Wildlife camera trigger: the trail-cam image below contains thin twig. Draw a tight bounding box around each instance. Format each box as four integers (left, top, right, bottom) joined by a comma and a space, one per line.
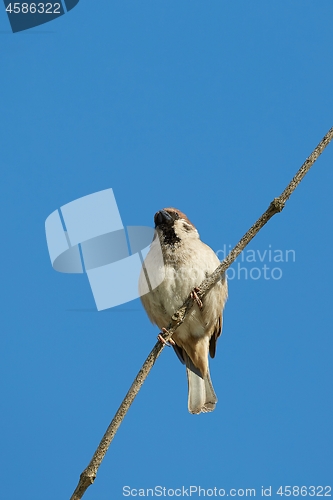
70, 126, 333, 500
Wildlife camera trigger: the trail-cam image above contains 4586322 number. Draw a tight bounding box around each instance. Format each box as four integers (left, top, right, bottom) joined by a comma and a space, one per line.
5, 3, 61, 14
277, 486, 332, 497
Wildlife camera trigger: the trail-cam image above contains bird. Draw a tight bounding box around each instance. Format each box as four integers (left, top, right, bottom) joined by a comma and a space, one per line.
139, 208, 228, 414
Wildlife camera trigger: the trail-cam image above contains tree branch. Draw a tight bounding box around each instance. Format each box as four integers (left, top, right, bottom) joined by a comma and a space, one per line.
70, 126, 333, 500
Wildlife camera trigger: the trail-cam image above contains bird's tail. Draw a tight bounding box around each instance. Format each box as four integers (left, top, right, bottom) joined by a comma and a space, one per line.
183, 351, 217, 414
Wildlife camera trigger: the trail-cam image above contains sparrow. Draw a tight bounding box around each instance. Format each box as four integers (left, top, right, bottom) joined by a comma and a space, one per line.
139, 208, 228, 414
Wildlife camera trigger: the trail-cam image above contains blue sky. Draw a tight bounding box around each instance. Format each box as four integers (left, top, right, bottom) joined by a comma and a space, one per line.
0, 2, 332, 499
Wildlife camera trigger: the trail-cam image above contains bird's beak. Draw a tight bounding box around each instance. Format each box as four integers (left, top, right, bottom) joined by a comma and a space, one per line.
154, 210, 173, 227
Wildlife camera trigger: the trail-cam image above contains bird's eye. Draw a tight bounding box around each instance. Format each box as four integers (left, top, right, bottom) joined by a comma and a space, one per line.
174, 212, 179, 220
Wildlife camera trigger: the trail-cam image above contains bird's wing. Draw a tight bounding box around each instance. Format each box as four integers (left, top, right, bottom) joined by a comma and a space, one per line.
172, 344, 185, 364
209, 313, 222, 358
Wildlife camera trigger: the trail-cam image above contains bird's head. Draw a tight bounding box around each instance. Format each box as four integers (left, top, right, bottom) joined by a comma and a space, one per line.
154, 207, 199, 246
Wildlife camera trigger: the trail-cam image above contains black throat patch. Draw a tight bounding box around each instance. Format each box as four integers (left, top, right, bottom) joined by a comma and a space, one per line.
161, 225, 181, 246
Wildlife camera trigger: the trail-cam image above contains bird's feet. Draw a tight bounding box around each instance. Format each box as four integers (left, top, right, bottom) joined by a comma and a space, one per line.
157, 327, 175, 347
191, 287, 203, 309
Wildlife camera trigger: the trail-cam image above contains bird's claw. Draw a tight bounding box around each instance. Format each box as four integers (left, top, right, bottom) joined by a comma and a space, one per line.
157, 328, 175, 347
191, 287, 203, 309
